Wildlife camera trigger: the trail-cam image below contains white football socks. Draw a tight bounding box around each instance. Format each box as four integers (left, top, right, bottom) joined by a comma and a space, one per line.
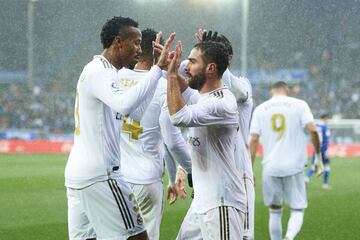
285, 209, 304, 240
269, 208, 283, 240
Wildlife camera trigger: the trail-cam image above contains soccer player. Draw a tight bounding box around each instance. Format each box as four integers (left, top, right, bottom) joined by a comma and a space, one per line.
249, 81, 323, 240
117, 28, 192, 240
306, 113, 331, 189
175, 29, 255, 240
168, 40, 247, 239
64, 16, 175, 240
200, 30, 255, 240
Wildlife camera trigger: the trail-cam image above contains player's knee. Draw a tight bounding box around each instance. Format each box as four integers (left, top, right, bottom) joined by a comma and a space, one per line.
127, 230, 149, 240
270, 204, 282, 210
290, 208, 304, 213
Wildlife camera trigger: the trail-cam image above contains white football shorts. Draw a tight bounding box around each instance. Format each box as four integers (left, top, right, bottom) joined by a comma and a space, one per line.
262, 171, 307, 209
67, 178, 146, 240
243, 176, 255, 240
129, 181, 163, 240
177, 202, 245, 240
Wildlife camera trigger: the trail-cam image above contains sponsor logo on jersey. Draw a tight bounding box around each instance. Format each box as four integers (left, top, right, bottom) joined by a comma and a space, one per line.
119, 79, 140, 87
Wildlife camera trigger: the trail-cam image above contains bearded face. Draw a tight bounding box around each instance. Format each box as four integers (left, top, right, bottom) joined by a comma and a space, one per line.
185, 48, 208, 91
188, 67, 207, 90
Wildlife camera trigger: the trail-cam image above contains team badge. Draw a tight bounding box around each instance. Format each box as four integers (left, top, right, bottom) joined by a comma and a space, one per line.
136, 213, 143, 225
188, 136, 201, 146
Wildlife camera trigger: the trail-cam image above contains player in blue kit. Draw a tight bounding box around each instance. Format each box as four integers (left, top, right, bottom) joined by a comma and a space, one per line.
306, 113, 331, 190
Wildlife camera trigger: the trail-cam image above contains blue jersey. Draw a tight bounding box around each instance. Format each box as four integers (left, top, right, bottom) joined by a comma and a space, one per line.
317, 122, 330, 153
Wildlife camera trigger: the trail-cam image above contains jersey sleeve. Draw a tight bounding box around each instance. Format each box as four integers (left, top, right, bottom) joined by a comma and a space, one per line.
222, 69, 250, 102
300, 101, 314, 127
91, 65, 162, 119
181, 87, 200, 105
170, 97, 238, 127
250, 107, 261, 135
163, 144, 177, 187
159, 90, 192, 173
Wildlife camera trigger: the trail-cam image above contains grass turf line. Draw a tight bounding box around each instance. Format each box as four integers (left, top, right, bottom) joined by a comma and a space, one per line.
0, 154, 359, 239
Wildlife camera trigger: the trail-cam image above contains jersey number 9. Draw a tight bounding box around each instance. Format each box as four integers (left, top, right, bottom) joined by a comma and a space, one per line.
271, 113, 286, 141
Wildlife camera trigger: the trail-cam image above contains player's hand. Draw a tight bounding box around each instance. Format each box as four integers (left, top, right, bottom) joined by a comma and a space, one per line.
195, 28, 206, 42
152, 31, 163, 65
167, 40, 183, 78
167, 185, 177, 205
175, 167, 187, 199
202, 30, 218, 42
165, 50, 176, 69
156, 32, 176, 69
314, 153, 324, 177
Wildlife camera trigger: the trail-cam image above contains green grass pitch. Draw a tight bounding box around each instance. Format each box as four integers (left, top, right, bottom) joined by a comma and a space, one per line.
0, 154, 359, 239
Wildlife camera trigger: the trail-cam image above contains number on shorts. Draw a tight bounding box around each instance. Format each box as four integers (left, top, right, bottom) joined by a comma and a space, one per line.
271, 113, 286, 141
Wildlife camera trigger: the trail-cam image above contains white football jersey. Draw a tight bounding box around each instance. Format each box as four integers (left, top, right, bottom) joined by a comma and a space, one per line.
222, 69, 254, 181
171, 87, 246, 214
65, 55, 162, 189
250, 95, 314, 177
118, 68, 192, 184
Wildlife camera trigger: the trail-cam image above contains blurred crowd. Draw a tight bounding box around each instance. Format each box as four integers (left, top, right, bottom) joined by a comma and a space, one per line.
0, 43, 359, 136
0, 81, 74, 135
252, 44, 360, 119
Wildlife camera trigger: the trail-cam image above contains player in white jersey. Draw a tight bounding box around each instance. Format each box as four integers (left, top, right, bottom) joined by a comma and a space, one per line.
168, 41, 246, 240
249, 81, 323, 240
200, 30, 255, 240
117, 29, 192, 240
64, 16, 176, 240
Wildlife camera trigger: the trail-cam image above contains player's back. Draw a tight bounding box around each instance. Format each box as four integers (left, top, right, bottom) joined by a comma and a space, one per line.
117, 68, 166, 184
251, 95, 313, 176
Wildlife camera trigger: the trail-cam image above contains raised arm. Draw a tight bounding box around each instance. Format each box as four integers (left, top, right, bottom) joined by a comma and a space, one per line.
167, 41, 186, 116
94, 33, 176, 119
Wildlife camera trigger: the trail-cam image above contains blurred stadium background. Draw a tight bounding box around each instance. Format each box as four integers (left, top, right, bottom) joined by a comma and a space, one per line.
0, 0, 359, 239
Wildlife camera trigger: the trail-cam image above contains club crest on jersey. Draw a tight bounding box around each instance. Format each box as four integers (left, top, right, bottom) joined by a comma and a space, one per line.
188, 136, 201, 146
110, 81, 121, 93
136, 213, 143, 225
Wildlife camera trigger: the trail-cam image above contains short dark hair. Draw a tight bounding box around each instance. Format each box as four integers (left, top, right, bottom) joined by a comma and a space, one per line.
193, 41, 229, 77
216, 34, 233, 56
271, 81, 288, 90
140, 28, 163, 60
202, 31, 233, 56
100, 16, 138, 49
